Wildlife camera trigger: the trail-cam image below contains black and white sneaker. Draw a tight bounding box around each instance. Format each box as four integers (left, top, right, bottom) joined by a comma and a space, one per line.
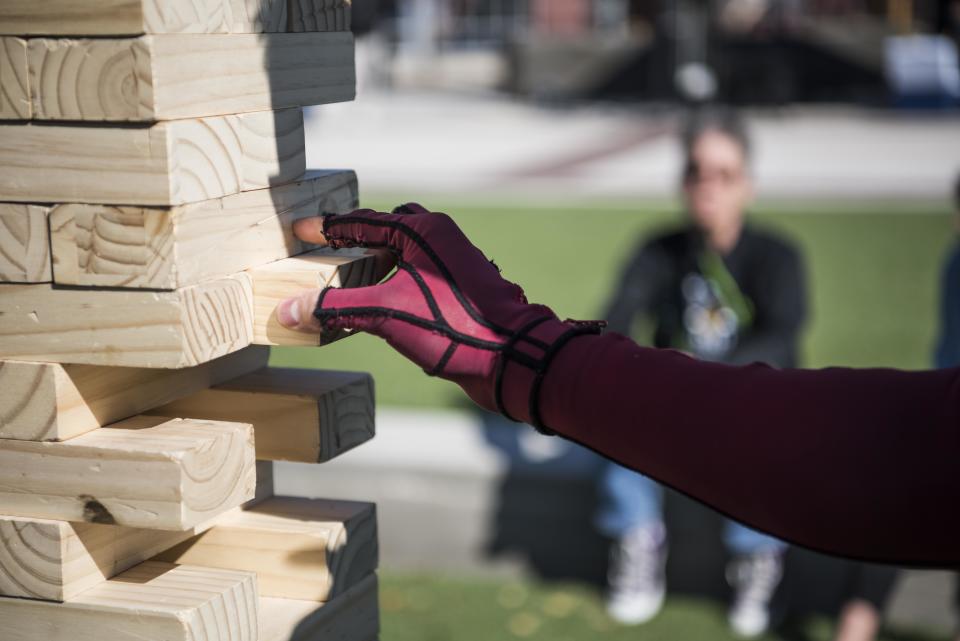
605, 521, 668, 625
726, 549, 784, 637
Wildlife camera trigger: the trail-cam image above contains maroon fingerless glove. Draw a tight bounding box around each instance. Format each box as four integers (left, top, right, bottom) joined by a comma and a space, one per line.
311, 204, 604, 434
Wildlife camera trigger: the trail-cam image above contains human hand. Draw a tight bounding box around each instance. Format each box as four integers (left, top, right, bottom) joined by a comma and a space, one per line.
276, 203, 602, 430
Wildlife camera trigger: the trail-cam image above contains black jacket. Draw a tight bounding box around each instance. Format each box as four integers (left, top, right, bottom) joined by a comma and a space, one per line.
603, 224, 808, 368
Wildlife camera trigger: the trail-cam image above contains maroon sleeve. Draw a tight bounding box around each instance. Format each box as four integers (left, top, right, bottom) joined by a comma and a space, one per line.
505, 331, 960, 567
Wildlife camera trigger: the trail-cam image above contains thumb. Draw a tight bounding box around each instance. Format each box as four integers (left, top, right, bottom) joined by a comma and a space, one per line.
276, 288, 327, 333
276, 281, 397, 335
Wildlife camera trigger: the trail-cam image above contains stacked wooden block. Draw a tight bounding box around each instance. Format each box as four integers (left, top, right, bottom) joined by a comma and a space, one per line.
0, 2, 382, 639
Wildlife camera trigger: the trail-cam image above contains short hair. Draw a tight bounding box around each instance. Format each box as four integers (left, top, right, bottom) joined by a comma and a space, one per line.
682, 108, 751, 167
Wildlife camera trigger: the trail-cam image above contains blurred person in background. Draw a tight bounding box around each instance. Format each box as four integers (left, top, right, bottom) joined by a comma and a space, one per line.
595, 109, 803, 637
934, 174, 960, 641
595, 109, 901, 641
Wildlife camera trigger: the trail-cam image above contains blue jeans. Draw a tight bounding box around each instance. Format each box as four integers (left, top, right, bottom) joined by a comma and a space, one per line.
595, 462, 785, 555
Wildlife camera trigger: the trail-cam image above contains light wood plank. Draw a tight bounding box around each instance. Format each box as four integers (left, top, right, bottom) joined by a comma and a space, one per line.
0, 0, 306, 35
247, 459, 276, 508
0, 562, 258, 641
261, 573, 379, 641
151, 368, 375, 463
0, 109, 305, 206
0, 346, 268, 442
155, 497, 377, 602
49, 169, 358, 289
0, 457, 271, 601
0, 203, 50, 282
289, 0, 352, 32
0, 416, 255, 530
250, 248, 378, 346
17, 33, 354, 122
0, 512, 235, 601
0, 275, 255, 368
0, 37, 29, 119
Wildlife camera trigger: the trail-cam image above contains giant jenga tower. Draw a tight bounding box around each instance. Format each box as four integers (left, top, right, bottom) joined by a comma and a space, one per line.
0, 2, 381, 639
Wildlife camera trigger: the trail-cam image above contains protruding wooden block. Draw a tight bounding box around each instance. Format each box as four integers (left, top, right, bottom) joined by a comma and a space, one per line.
0, 514, 228, 601
261, 573, 380, 641
12, 33, 353, 122
0, 0, 300, 35
0, 203, 50, 282
0, 347, 268, 441
250, 248, 378, 346
153, 368, 375, 463
155, 497, 377, 601
0, 416, 255, 530
0, 275, 254, 368
0, 562, 259, 641
49, 170, 358, 289
0, 109, 305, 206
0, 37, 29, 119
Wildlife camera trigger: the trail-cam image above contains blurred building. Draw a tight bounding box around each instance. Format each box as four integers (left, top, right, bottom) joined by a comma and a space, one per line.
353, 0, 960, 107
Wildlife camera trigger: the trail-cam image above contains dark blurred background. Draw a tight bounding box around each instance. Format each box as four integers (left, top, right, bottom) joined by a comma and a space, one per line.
272, 2, 960, 640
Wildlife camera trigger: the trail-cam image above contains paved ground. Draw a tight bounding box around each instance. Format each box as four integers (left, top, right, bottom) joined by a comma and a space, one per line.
304, 90, 960, 203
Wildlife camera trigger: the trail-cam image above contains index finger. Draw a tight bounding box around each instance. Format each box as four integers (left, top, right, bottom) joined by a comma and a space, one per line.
294, 208, 423, 257
293, 211, 399, 282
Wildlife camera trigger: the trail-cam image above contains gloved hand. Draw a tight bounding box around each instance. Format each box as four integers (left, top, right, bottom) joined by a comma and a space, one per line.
277, 203, 603, 432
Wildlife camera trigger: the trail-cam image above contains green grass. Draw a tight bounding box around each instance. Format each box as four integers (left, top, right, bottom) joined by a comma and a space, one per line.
379, 572, 945, 641
271, 198, 955, 408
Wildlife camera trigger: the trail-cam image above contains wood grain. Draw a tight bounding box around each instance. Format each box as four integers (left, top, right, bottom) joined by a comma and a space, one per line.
0, 203, 50, 283
0, 109, 305, 206
0, 562, 259, 641
49, 169, 358, 289
0, 276, 254, 368
0, 512, 230, 601
250, 247, 378, 346
227, 0, 288, 32
15, 33, 354, 122
0, 37, 29, 119
0, 0, 329, 35
0, 346, 268, 441
0, 416, 255, 530
288, 0, 353, 32
152, 368, 374, 463
260, 573, 380, 641
154, 497, 377, 602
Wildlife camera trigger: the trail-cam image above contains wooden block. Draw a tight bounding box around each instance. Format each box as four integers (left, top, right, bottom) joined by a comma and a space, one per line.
0, 275, 254, 368
15, 33, 354, 122
0, 203, 50, 282
289, 0, 352, 32
0, 109, 305, 206
0, 0, 303, 35
49, 169, 358, 289
247, 460, 276, 508
250, 248, 378, 346
0, 562, 258, 641
0, 416, 255, 529
0, 37, 29, 119
0, 346, 268, 441
151, 368, 375, 463
0, 512, 234, 601
155, 497, 377, 602
261, 573, 380, 641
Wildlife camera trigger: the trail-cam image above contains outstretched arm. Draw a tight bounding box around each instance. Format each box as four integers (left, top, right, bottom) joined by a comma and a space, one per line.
279, 205, 960, 567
